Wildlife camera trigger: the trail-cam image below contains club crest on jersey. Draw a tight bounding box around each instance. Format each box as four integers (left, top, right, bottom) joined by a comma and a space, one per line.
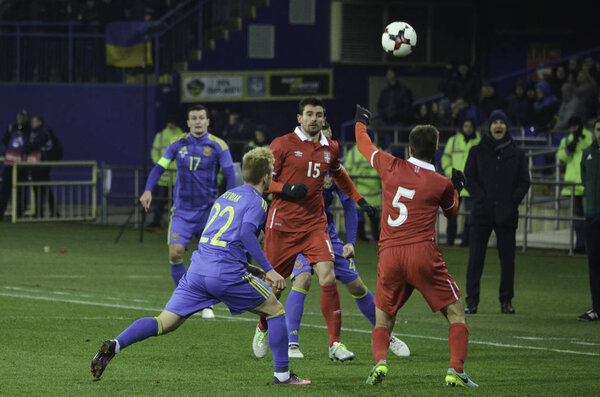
203, 146, 212, 157
324, 176, 333, 189
294, 150, 303, 157
178, 146, 188, 158
324, 151, 331, 164
172, 233, 179, 241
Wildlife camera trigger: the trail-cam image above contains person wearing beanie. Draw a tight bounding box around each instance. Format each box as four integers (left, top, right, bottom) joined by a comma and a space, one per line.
463, 109, 531, 314
578, 118, 600, 321
557, 116, 593, 253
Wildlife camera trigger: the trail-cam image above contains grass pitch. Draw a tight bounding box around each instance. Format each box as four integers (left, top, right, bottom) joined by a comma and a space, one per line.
0, 222, 598, 396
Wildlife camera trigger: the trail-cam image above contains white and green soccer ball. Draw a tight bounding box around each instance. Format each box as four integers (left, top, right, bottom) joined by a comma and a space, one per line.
381, 21, 417, 57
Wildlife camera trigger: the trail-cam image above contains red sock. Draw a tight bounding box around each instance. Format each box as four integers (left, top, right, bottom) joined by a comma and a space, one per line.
371, 326, 390, 364
448, 322, 469, 373
258, 316, 268, 331
320, 284, 342, 347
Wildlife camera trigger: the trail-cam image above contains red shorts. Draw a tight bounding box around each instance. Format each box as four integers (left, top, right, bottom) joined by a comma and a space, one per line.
375, 241, 461, 315
264, 228, 335, 278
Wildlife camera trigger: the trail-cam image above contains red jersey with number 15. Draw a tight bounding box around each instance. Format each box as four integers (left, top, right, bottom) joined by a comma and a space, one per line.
267, 127, 342, 232
371, 150, 456, 248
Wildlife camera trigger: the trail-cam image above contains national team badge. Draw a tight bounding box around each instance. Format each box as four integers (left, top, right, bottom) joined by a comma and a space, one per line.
324, 151, 331, 164
203, 146, 212, 157
172, 233, 179, 241
294, 151, 303, 157
178, 146, 188, 158
324, 176, 332, 189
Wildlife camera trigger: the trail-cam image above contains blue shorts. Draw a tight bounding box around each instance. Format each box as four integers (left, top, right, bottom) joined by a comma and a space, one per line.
292, 239, 360, 285
168, 208, 211, 248
164, 271, 272, 317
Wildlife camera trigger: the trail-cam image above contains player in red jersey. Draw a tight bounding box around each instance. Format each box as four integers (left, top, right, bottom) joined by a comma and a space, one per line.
252, 97, 377, 362
353, 105, 478, 388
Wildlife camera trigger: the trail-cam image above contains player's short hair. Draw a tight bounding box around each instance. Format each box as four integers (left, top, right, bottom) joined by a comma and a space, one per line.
242, 147, 274, 185
409, 125, 439, 162
187, 104, 208, 119
298, 97, 326, 116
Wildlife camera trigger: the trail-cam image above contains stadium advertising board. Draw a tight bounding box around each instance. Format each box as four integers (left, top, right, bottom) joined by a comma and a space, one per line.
180, 69, 333, 102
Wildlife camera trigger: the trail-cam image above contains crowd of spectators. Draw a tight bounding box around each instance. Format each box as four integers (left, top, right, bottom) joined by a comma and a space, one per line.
374, 55, 600, 149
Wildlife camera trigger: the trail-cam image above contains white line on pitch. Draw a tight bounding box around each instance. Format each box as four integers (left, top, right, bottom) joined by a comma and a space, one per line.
1, 291, 599, 357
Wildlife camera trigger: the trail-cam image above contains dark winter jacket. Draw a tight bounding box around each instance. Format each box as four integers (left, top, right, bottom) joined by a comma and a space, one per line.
377, 82, 413, 125
464, 134, 531, 228
581, 139, 600, 216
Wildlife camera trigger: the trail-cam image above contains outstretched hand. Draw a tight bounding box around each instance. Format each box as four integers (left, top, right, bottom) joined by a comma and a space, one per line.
354, 105, 371, 126
358, 198, 378, 219
451, 168, 466, 193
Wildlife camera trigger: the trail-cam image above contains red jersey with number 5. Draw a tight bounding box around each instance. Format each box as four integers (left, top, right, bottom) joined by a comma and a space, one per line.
267, 127, 342, 232
372, 150, 456, 248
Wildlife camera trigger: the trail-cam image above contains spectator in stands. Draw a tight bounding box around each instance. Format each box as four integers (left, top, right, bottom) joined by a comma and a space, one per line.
578, 117, 600, 321
222, 109, 255, 161
22, 115, 58, 218
533, 80, 560, 132
553, 83, 583, 132
415, 103, 431, 125
508, 80, 535, 128
441, 118, 480, 246
438, 62, 456, 100
463, 110, 531, 315
548, 65, 568, 99
148, 120, 182, 228
556, 116, 593, 254
344, 127, 381, 242
445, 62, 479, 104
431, 101, 450, 128
377, 68, 413, 148
209, 105, 228, 138
0, 110, 30, 219
479, 82, 506, 120
575, 68, 598, 121
567, 56, 580, 85
244, 125, 270, 154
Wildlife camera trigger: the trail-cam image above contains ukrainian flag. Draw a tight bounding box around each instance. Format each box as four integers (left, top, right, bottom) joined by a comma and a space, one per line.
105, 22, 153, 67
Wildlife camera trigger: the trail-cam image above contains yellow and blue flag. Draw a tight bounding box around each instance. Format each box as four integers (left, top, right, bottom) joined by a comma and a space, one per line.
105, 22, 153, 67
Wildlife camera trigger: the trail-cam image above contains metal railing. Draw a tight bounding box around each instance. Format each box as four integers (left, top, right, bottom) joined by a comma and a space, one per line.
9, 161, 97, 223
0, 0, 215, 83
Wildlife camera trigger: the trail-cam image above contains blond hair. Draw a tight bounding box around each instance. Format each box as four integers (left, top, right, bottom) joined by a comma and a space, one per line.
242, 147, 274, 184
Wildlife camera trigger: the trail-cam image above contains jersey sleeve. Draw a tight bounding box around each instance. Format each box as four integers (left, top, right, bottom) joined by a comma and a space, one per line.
355, 122, 378, 166
441, 179, 459, 218
269, 138, 285, 180
371, 149, 396, 177
216, 143, 234, 169
242, 196, 268, 229
329, 139, 342, 172
158, 141, 178, 168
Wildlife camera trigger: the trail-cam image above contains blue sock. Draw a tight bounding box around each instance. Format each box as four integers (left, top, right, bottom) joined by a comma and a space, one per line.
116, 317, 160, 350
285, 287, 307, 345
267, 312, 289, 372
354, 289, 376, 326
170, 260, 186, 287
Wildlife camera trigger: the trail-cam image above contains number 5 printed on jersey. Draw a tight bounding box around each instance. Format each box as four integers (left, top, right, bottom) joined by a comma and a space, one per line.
387, 186, 415, 227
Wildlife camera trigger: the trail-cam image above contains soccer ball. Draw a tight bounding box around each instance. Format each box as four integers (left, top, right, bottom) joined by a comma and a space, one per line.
381, 21, 417, 57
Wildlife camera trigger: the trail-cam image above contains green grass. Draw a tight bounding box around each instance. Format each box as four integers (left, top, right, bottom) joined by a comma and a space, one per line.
0, 222, 598, 396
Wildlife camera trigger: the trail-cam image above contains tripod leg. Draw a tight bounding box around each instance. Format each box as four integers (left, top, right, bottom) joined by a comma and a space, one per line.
114, 205, 138, 244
